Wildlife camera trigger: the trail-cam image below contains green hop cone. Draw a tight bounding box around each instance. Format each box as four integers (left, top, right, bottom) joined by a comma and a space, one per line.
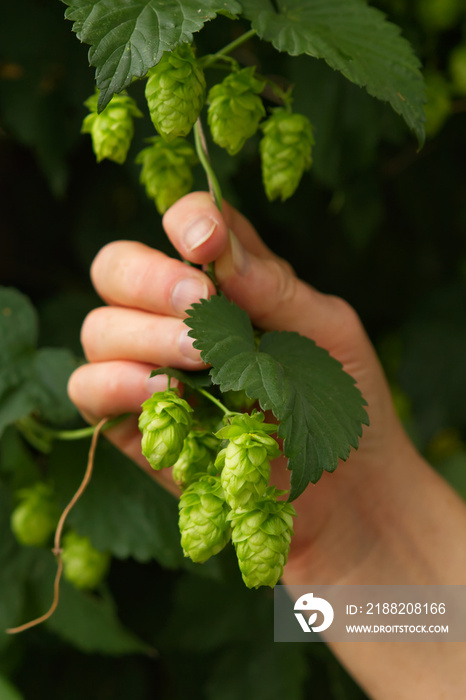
81, 91, 142, 164
424, 72, 451, 137
61, 532, 110, 590
260, 108, 314, 202
172, 429, 221, 489
207, 67, 266, 155
10, 482, 60, 547
178, 475, 231, 563
215, 411, 280, 510
139, 389, 193, 469
229, 487, 296, 589
145, 44, 206, 140
135, 136, 197, 214
449, 43, 466, 95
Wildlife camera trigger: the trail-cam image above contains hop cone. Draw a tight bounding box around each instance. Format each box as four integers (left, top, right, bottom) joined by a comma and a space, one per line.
10, 482, 60, 547
260, 108, 314, 202
215, 411, 280, 510
173, 429, 221, 489
207, 67, 266, 155
61, 532, 110, 590
145, 44, 206, 140
139, 389, 193, 469
178, 475, 231, 563
135, 136, 197, 214
229, 488, 296, 589
81, 91, 142, 164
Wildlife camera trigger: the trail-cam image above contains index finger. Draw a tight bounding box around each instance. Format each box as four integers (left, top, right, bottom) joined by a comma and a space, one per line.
90, 240, 214, 317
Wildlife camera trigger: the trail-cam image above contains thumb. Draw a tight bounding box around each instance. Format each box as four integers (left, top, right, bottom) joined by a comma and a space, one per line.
214, 214, 359, 360
163, 192, 361, 355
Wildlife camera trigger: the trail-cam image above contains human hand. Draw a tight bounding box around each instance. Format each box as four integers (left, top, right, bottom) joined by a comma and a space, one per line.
68, 192, 426, 586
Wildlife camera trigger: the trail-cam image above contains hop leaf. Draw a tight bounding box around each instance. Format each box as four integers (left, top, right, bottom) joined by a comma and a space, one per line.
138, 389, 193, 470
145, 44, 206, 140
81, 91, 142, 164
207, 67, 266, 155
228, 488, 296, 589
135, 136, 198, 214
172, 429, 221, 489
260, 108, 314, 202
178, 475, 231, 563
61, 531, 110, 590
215, 411, 280, 510
10, 482, 61, 547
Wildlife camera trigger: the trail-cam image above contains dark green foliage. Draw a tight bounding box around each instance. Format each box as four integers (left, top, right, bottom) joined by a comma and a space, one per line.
0, 0, 465, 698
186, 295, 369, 499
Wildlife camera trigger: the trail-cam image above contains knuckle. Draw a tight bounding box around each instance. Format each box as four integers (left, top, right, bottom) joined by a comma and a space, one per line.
326, 295, 364, 339
269, 257, 298, 307
129, 258, 159, 307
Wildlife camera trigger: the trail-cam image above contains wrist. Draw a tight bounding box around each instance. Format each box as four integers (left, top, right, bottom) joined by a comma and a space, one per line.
283, 429, 466, 587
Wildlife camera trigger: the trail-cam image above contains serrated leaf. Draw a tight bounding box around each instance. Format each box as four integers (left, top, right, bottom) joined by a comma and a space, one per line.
29, 348, 79, 425
62, 0, 242, 110
241, 0, 426, 145
30, 550, 150, 656
185, 295, 368, 500
0, 675, 24, 700
151, 366, 212, 390
0, 288, 79, 433
48, 438, 184, 566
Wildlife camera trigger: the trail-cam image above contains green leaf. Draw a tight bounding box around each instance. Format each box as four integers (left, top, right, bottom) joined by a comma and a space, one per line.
48, 439, 184, 566
29, 348, 79, 425
0, 288, 38, 435
31, 550, 150, 656
241, 0, 426, 145
0, 288, 79, 434
185, 295, 368, 500
0, 675, 24, 700
62, 0, 242, 111
0, 485, 37, 651
0, 288, 37, 363
151, 367, 212, 391
205, 641, 309, 700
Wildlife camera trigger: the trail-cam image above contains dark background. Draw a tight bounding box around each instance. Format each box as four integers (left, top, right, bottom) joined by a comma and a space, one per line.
1, 1, 465, 698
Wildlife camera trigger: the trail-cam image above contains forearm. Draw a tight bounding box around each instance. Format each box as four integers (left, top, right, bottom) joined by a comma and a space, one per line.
286, 437, 466, 699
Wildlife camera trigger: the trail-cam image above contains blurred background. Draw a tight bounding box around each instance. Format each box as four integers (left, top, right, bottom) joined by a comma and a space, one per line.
1, 0, 466, 698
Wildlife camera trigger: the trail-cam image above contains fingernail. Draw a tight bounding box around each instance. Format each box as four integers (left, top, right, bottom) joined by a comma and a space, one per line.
216, 229, 249, 283
184, 217, 217, 252
178, 328, 203, 362
144, 374, 174, 396
171, 277, 209, 315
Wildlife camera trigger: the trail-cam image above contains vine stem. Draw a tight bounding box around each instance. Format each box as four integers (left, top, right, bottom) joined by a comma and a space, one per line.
194, 118, 222, 212
193, 118, 222, 289
201, 28, 257, 68
16, 413, 131, 451
6, 417, 109, 635
197, 388, 236, 416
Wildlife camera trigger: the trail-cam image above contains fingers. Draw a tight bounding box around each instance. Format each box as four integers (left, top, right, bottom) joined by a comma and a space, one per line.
91, 240, 214, 318
80, 306, 204, 367
162, 193, 367, 355
68, 361, 172, 417
67, 362, 180, 496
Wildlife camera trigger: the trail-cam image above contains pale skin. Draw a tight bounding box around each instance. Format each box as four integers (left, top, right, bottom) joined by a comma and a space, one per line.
68, 191, 466, 699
